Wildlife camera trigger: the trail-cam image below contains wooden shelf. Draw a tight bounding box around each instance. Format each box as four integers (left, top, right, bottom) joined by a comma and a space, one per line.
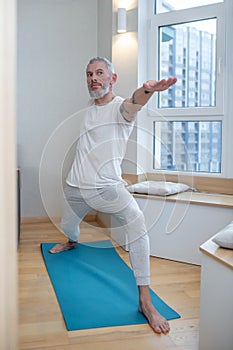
200, 235, 233, 271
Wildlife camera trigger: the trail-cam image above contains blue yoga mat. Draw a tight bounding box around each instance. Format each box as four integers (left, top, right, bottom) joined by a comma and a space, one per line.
41, 240, 180, 331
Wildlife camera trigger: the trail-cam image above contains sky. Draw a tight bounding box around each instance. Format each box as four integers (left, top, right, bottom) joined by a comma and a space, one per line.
164, 0, 223, 10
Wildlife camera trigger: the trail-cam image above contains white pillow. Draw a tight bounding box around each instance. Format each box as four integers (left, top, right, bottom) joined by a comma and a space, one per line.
127, 181, 190, 196
212, 221, 233, 249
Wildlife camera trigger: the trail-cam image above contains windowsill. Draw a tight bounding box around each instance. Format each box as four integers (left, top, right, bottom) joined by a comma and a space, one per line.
132, 191, 233, 209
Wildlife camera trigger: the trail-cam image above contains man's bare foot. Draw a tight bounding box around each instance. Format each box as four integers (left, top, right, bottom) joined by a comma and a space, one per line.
49, 241, 78, 254
138, 286, 170, 334
138, 301, 170, 334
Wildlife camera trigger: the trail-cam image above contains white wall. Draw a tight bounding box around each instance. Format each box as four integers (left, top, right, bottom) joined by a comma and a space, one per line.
17, 0, 98, 217
0, 0, 18, 347
17, 0, 141, 219
98, 0, 112, 59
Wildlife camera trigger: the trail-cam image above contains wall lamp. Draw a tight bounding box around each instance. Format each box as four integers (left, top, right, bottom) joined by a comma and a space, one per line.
117, 8, 127, 33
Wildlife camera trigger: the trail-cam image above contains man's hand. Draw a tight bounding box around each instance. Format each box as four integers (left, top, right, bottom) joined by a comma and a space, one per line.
128, 77, 177, 107
143, 77, 177, 93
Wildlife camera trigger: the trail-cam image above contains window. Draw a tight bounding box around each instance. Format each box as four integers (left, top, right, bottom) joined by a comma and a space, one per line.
146, 0, 225, 174
153, 121, 222, 172
158, 19, 217, 109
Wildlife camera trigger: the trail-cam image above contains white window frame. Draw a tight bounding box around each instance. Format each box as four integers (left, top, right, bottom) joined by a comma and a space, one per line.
137, 0, 233, 178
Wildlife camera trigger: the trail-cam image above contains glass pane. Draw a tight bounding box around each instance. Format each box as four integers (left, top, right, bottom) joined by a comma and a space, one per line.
153, 120, 222, 173
155, 0, 223, 14
158, 19, 216, 108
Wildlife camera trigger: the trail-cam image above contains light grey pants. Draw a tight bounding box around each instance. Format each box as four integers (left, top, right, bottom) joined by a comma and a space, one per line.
61, 183, 150, 286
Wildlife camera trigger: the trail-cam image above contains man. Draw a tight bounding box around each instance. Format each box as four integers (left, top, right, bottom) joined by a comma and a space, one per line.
50, 57, 177, 334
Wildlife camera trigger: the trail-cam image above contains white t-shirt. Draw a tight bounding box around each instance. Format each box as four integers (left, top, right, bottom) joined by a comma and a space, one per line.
66, 96, 135, 189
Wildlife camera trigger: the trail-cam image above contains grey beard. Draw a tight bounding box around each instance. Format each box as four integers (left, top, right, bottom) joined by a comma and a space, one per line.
88, 85, 110, 99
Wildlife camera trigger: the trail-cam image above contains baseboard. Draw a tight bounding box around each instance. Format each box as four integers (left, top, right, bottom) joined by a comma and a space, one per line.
83, 212, 97, 222
96, 215, 107, 229
21, 212, 97, 225
21, 216, 52, 224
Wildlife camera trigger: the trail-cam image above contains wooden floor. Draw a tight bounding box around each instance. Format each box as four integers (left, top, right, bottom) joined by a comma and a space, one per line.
18, 220, 201, 350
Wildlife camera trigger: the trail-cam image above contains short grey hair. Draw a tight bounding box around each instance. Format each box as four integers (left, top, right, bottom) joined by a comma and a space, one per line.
87, 57, 115, 75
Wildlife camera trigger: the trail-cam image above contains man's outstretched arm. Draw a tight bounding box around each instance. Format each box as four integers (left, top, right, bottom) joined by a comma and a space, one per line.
120, 77, 177, 122
131, 77, 177, 106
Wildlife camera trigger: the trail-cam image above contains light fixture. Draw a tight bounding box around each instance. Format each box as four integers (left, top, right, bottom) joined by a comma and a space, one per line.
117, 8, 127, 33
